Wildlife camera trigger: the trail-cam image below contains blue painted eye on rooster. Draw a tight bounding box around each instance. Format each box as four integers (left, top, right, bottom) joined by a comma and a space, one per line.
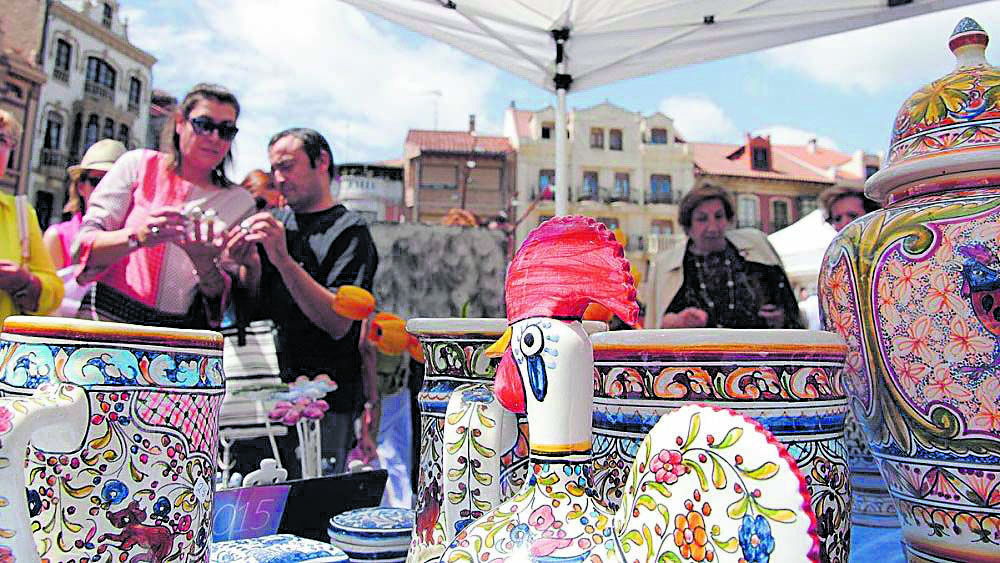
512, 320, 560, 403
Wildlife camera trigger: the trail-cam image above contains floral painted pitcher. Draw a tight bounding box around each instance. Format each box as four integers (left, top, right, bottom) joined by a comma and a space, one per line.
0, 316, 225, 562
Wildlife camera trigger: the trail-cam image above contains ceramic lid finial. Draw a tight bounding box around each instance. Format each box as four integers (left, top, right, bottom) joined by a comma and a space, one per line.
949, 17, 989, 67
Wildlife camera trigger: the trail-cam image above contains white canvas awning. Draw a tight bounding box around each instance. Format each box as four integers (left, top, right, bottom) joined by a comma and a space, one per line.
341, 0, 983, 215
769, 209, 837, 287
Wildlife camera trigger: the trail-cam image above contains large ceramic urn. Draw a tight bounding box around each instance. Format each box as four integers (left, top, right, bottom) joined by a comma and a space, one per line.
0, 317, 224, 562
819, 18, 1000, 563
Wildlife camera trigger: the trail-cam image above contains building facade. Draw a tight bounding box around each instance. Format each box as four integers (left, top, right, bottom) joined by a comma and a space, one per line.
689, 135, 881, 234
0, 0, 48, 199
403, 116, 515, 225
504, 101, 696, 263
338, 160, 404, 223
27, 0, 155, 228
145, 88, 175, 150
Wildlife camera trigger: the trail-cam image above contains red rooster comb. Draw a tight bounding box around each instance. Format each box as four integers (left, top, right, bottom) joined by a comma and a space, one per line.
505, 216, 639, 326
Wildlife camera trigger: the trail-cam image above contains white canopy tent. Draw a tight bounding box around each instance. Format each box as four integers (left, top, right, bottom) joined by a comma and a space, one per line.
341, 0, 982, 216
768, 209, 837, 291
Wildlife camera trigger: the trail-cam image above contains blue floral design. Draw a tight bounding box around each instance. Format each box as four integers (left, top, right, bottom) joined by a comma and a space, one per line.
101, 479, 129, 505
738, 514, 775, 563
510, 523, 532, 546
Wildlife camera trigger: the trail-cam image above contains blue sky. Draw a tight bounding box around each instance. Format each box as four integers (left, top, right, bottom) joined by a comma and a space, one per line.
116, 0, 1000, 179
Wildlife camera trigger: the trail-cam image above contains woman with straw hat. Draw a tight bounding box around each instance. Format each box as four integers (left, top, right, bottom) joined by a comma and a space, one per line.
43, 139, 127, 269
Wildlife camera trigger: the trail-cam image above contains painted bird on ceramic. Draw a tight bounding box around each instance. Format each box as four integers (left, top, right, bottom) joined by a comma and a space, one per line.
440, 216, 819, 563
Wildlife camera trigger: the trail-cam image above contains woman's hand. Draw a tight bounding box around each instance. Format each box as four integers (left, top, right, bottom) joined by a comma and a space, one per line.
758, 304, 785, 328
661, 307, 708, 328
0, 260, 30, 292
134, 209, 187, 248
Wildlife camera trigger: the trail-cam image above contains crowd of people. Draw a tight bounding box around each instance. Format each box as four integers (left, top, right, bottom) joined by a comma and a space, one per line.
0, 83, 881, 506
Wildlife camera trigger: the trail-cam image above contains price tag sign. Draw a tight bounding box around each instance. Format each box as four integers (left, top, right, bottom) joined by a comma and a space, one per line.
211, 484, 291, 542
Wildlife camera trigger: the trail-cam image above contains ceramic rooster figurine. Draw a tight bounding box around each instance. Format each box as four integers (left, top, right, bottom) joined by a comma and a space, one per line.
442, 216, 819, 563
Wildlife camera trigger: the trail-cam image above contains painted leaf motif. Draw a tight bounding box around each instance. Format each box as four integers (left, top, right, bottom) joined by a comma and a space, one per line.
684, 459, 709, 491
727, 495, 749, 519
713, 427, 743, 449
636, 494, 657, 511
475, 408, 496, 429
643, 524, 655, 561
88, 423, 112, 449
621, 529, 644, 552
683, 413, 701, 449
908, 73, 976, 125
756, 503, 797, 523
644, 481, 672, 499
741, 461, 779, 480
447, 465, 468, 480
711, 456, 727, 489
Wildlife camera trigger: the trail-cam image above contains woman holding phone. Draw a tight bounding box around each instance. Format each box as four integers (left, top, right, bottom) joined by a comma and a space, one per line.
73, 83, 255, 328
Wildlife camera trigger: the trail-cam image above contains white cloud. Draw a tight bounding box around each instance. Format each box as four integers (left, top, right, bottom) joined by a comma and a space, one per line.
761, 4, 1000, 94
752, 126, 839, 150
658, 96, 739, 143
123, 0, 500, 178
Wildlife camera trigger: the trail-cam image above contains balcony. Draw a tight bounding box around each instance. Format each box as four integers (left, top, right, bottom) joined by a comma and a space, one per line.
576, 186, 604, 202
607, 189, 634, 204
646, 192, 676, 204
84, 81, 114, 103
647, 233, 681, 254
39, 148, 68, 171
53, 68, 69, 83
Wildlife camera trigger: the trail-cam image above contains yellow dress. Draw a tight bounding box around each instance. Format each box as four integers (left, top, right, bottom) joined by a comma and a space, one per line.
0, 191, 63, 323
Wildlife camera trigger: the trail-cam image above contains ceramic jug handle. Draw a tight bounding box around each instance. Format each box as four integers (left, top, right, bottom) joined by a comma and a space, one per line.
0, 383, 88, 562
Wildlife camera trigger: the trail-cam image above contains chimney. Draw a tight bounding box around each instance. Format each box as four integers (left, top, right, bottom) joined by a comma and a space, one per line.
807, 137, 818, 154
469, 114, 476, 134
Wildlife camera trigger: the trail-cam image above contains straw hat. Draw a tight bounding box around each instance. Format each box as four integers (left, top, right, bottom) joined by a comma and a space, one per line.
67, 139, 127, 180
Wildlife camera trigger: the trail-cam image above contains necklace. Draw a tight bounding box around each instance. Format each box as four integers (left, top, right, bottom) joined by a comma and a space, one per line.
693, 254, 737, 325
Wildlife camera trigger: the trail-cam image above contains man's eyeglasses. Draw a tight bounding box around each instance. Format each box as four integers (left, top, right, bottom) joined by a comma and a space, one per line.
188, 116, 238, 141
79, 172, 105, 186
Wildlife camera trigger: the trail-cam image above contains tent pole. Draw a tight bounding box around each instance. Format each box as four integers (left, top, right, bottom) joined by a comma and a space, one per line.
555, 87, 568, 216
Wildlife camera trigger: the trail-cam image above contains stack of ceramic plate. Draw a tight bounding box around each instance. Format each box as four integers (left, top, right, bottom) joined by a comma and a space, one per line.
212, 534, 348, 562
327, 507, 414, 562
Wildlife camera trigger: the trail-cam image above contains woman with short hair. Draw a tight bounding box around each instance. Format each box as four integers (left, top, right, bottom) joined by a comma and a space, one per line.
73, 83, 255, 328
644, 184, 802, 329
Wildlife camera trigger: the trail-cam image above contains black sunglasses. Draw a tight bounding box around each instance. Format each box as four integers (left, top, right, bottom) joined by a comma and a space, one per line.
188, 116, 239, 141
79, 172, 105, 186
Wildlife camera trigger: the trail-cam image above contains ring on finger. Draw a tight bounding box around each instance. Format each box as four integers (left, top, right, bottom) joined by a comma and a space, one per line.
150, 226, 160, 235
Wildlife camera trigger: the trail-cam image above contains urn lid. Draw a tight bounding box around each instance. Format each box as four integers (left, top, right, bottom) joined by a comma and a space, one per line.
867, 17, 1000, 202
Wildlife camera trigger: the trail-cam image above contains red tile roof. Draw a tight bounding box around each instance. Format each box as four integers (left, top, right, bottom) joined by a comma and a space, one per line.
689, 142, 862, 185
406, 130, 514, 155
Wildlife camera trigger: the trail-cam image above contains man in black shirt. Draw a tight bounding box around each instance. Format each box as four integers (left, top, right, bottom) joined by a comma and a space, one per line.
230, 128, 378, 475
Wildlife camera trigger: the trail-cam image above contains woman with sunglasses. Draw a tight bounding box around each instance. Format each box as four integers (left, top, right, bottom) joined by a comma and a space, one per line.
72, 83, 255, 329
819, 185, 880, 232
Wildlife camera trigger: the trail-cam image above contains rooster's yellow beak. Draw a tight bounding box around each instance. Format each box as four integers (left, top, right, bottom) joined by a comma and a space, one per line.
485, 327, 512, 358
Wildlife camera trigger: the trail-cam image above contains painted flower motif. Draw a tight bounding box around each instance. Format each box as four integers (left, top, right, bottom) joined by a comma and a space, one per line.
925, 363, 973, 403
887, 261, 929, 305
0, 406, 12, 434
943, 317, 994, 363
267, 397, 330, 425
528, 505, 556, 531
876, 276, 902, 328
894, 316, 939, 364
971, 400, 1000, 433
510, 523, 533, 546
673, 509, 710, 561
925, 271, 966, 315
738, 514, 776, 563
527, 506, 573, 556
649, 449, 688, 485
101, 479, 129, 505
0, 546, 12, 563
891, 356, 928, 396
825, 266, 850, 305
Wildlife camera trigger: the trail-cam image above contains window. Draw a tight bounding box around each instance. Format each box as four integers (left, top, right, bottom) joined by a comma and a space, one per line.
865, 164, 879, 178
86, 57, 116, 89
54, 40, 71, 81
737, 194, 760, 228
798, 196, 818, 217
103, 118, 115, 140
609, 128, 623, 151
34, 191, 54, 231
649, 128, 668, 144
537, 169, 555, 198
751, 146, 770, 171
5, 82, 23, 100
117, 124, 129, 146
589, 127, 604, 149
128, 78, 142, 112
613, 172, 630, 199
44, 113, 63, 150
651, 219, 673, 235
84, 114, 99, 148
541, 121, 553, 139
102, 3, 114, 28
538, 214, 553, 227
771, 199, 790, 231
649, 174, 672, 203
582, 171, 598, 196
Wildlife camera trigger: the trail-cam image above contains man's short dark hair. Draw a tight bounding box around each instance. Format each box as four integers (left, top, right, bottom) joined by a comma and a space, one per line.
268, 127, 336, 179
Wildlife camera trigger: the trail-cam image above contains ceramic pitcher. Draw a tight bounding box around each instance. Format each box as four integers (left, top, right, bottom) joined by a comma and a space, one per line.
590, 328, 851, 563
820, 18, 1000, 563
0, 316, 225, 562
